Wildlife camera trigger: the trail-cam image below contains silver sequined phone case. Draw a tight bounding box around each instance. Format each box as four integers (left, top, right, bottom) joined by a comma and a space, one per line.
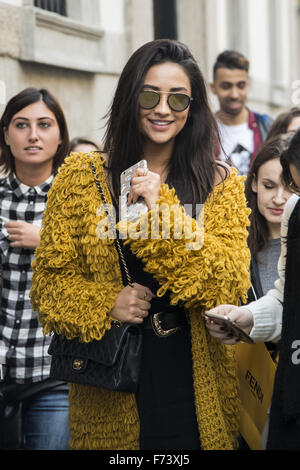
120, 160, 148, 222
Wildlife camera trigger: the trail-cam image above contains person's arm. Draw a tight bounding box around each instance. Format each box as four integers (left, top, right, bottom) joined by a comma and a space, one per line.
118, 169, 251, 309
246, 194, 299, 342
205, 283, 283, 344
30, 154, 120, 342
205, 193, 300, 344
246, 277, 283, 342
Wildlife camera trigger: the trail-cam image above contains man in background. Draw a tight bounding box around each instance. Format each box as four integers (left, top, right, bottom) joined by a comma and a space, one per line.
210, 50, 273, 175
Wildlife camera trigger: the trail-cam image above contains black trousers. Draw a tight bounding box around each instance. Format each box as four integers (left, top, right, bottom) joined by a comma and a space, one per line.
135, 321, 201, 450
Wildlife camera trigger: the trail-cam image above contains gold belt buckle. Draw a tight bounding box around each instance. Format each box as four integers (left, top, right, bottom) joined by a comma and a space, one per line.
151, 311, 181, 338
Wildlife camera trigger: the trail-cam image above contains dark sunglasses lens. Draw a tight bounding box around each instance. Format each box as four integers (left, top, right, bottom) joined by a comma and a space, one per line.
168, 94, 190, 111
139, 91, 160, 109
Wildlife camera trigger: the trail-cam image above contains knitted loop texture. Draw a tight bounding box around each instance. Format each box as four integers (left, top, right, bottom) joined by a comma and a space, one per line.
30, 152, 251, 450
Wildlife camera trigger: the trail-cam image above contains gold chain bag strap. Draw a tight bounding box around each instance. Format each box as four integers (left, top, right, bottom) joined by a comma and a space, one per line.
47, 164, 142, 393
91, 162, 133, 290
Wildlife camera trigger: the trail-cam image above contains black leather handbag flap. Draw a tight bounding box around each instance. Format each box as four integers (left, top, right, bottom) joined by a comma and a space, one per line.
48, 323, 141, 367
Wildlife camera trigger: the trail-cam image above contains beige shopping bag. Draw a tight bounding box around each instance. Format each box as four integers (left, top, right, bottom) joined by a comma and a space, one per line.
235, 341, 276, 450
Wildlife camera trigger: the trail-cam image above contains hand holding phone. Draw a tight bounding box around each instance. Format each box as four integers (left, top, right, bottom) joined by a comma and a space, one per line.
204, 311, 255, 344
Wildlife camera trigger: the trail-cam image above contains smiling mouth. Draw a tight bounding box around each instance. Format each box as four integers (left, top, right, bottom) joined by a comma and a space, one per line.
149, 120, 173, 126
25, 146, 42, 150
227, 101, 242, 107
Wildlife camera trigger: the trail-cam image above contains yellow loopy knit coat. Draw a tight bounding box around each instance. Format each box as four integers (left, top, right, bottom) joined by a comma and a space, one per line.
30, 152, 251, 450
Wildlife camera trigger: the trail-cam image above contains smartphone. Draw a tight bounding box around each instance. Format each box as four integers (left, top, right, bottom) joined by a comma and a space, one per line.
120, 160, 148, 222
204, 311, 255, 344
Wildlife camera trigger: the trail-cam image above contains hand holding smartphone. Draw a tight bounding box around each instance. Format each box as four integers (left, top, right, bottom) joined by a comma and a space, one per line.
120, 160, 149, 222
204, 311, 255, 344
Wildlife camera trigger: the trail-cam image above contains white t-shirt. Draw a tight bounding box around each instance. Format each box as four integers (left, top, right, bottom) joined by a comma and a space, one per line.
217, 121, 254, 175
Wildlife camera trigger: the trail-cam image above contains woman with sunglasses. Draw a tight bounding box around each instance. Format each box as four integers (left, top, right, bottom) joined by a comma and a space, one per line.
0, 88, 70, 449
31, 39, 251, 450
205, 129, 300, 449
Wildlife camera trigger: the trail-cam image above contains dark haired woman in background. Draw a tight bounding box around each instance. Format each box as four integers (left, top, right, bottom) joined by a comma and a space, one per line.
69, 136, 102, 154
205, 129, 300, 449
0, 88, 70, 449
245, 135, 292, 310
31, 40, 251, 450
241, 134, 292, 449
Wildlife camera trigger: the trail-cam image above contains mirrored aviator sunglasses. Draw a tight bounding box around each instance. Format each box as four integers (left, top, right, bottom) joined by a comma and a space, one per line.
138, 90, 192, 112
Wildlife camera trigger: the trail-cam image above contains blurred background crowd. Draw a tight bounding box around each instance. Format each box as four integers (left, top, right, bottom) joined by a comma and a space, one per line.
0, 0, 299, 143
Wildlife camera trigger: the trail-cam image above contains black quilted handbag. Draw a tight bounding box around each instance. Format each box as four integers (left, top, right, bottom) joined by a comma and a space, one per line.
47, 162, 142, 393
48, 323, 142, 392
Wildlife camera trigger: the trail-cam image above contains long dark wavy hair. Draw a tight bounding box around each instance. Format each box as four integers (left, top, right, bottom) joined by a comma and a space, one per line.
0, 87, 69, 175
267, 107, 300, 140
103, 39, 223, 206
245, 134, 291, 261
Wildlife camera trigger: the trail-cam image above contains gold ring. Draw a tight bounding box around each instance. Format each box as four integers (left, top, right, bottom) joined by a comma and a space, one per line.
144, 292, 147, 300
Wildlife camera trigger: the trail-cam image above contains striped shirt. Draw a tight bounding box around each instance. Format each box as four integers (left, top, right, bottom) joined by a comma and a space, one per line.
0, 172, 53, 383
